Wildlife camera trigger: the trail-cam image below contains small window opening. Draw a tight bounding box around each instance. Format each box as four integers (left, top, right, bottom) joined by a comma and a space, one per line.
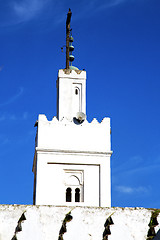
75, 188, 80, 202
66, 188, 72, 202
75, 88, 78, 95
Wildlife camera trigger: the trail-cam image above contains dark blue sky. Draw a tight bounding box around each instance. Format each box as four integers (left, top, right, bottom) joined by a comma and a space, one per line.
0, 0, 160, 208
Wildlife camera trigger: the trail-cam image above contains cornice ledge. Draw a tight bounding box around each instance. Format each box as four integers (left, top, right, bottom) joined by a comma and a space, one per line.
36, 147, 113, 156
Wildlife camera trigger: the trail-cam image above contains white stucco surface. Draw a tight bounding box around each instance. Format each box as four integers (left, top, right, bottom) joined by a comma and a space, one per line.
33, 69, 112, 207
57, 69, 86, 121
33, 115, 112, 207
0, 205, 159, 240
36, 115, 111, 153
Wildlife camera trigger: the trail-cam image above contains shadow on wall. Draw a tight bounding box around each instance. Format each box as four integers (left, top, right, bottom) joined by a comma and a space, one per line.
58, 211, 73, 240
11, 212, 26, 240
153, 230, 160, 240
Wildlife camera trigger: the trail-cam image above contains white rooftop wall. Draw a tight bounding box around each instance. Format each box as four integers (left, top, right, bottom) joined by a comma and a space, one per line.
0, 205, 159, 240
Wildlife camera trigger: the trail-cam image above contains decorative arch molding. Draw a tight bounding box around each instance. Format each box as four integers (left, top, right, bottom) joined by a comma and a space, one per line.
64, 170, 84, 203
66, 175, 80, 186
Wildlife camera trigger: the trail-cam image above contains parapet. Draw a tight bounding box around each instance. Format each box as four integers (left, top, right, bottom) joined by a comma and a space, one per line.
36, 114, 112, 154
58, 69, 86, 79
0, 205, 159, 240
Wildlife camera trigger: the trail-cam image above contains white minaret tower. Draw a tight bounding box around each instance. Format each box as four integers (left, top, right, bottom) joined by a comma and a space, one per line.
32, 10, 112, 207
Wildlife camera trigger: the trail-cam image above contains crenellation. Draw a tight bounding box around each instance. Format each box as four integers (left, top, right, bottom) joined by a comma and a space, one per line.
36, 114, 111, 153
38, 114, 110, 126
91, 118, 99, 124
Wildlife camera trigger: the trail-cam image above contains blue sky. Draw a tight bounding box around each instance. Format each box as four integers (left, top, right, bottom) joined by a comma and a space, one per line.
0, 0, 160, 208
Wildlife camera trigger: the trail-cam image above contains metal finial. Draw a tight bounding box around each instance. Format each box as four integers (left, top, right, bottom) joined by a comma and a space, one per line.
66, 9, 72, 69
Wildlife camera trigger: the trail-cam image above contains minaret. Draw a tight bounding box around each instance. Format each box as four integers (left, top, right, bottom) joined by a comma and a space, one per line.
32, 10, 112, 207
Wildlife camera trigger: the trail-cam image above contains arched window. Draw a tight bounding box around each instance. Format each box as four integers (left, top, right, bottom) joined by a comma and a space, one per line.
66, 188, 72, 202
64, 170, 84, 203
75, 88, 78, 95
75, 188, 80, 202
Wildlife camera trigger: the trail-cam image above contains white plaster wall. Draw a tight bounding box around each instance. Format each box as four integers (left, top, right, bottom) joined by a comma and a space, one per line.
35, 152, 110, 206
0, 205, 159, 240
33, 114, 112, 207
37, 115, 111, 153
109, 208, 151, 240
57, 69, 86, 121
101, 156, 111, 207
0, 205, 27, 240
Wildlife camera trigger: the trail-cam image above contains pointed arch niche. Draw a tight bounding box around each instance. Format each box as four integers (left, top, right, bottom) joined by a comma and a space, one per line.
64, 170, 84, 203
72, 83, 82, 117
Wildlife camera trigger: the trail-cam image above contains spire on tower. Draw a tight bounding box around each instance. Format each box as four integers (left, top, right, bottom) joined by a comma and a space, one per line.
66, 9, 72, 69
65, 9, 76, 70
